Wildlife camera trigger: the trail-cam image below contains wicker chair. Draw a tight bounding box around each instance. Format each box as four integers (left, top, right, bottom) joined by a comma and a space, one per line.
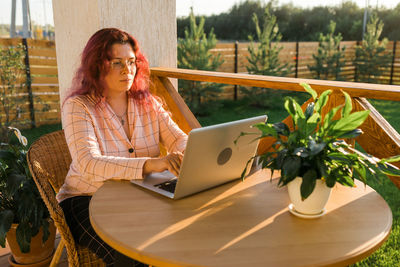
27, 130, 105, 267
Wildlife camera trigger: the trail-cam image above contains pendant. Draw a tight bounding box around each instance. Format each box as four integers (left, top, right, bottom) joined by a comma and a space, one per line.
120, 119, 125, 125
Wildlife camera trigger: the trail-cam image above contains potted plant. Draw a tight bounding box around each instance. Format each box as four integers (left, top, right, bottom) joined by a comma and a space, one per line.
238, 83, 400, 218
0, 127, 56, 265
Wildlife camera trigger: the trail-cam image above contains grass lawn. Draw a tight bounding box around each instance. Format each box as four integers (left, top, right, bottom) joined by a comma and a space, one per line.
22, 93, 399, 266
352, 98, 400, 266
21, 123, 62, 147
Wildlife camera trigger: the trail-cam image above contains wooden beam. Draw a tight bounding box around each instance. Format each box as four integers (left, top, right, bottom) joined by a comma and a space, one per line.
151, 67, 400, 101
150, 74, 200, 134
354, 98, 400, 189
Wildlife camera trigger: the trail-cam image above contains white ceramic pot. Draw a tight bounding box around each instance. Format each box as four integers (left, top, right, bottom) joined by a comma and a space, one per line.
287, 177, 332, 215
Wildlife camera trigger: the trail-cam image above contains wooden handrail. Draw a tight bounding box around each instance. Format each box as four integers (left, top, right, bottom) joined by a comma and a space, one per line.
151, 67, 400, 101
150, 67, 400, 189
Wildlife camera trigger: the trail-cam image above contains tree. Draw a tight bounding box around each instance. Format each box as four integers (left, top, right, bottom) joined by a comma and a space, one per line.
334, 1, 363, 40
0, 45, 28, 143
243, 7, 290, 107
177, 1, 400, 42
308, 21, 346, 80
177, 8, 224, 115
354, 13, 392, 83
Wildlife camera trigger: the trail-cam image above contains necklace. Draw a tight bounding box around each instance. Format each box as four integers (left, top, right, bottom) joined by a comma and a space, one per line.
116, 111, 127, 125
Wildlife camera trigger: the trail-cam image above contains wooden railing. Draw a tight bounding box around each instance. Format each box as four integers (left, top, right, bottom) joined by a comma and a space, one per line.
150, 67, 400, 189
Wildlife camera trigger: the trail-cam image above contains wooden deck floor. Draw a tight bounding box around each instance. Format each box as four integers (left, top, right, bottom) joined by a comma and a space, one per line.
0, 235, 69, 266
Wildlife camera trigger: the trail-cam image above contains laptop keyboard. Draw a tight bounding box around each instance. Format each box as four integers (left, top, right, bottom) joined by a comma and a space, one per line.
155, 179, 177, 193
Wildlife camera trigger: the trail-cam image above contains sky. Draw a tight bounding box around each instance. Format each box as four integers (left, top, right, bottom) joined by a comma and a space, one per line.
176, 0, 399, 17
0, 0, 398, 26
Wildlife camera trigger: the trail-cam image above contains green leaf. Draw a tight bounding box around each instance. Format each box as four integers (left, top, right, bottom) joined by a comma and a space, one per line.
252, 122, 277, 136
336, 129, 363, 139
325, 174, 337, 187
337, 174, 355, 187
16, 222, 32, 253
329, 110, 370, 136
354, 164, 367, 183
6, 173, 25, 196
273, 122, 290, 136
304, 102, 315, 120
305, 113, 320, 137
327, 152, 353, 164
341, 90, 352, 118
377, 162, 400, 176
323, 105, 343, 132
307, 112, 320, 124
275, 149, 288, 170
301, 83, 318, 100
293, 147, 309, 157
240, 157, 255, 181
234, 131, 257, 145
315, 90, 332, 113
316, 158, 329, 178
294, 101, 305, 119
282, 156, 302, 181
379, 155, 400, 164
17, 190, 36, 221
300, 169, 317, 200
308, 140, 326, 156
0, 210, 14, 247
284, 97, 297, 121
0, 151, 15, 161
41, 219, 50, 244
287, 131, 299, 147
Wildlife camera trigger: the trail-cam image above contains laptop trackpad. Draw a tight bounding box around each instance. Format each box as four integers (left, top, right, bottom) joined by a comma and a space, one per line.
144, 170, 176, 186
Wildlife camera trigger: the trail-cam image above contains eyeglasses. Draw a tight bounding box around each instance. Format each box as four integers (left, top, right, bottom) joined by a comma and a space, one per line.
109, 58, 136, 70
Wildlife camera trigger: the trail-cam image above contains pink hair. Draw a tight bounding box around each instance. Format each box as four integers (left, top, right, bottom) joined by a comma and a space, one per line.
64, 28, 157, 108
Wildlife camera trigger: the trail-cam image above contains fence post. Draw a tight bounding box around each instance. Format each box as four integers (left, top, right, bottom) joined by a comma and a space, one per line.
22, 38, 36, 128
295, 41, 299, 78
354, 40, 360, 82
234, 41, 239, 100
336, 42, 341, 80
390, 41, 397, 85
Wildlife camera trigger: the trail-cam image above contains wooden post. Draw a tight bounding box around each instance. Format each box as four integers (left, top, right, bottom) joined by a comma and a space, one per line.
389, 41, 397, 85
22, 38, 36, 128
354, 40, 360, 82
234, 41, 239, 100
52, 0, 177, 103
336, 42, 341, 81
295, 41, 299, 78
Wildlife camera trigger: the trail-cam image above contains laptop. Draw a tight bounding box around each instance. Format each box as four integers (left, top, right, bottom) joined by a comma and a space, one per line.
130, 115, 267, 199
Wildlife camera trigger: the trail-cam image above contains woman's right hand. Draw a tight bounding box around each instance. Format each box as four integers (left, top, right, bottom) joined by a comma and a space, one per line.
143, 152, 184, 177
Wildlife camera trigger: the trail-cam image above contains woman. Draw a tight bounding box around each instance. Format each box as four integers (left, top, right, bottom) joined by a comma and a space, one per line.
58, 28, 187, 266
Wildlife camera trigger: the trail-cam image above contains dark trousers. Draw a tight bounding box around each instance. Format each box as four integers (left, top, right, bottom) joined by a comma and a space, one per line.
60, 196, 147, 267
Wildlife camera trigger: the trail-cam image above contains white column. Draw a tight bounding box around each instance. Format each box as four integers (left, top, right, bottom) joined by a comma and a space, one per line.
10, 0, 16, 37
52, 0, 177, 102
21, 0, 30, 38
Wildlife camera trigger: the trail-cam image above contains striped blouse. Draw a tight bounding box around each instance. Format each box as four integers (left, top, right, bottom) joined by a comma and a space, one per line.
57, 94, 187, 202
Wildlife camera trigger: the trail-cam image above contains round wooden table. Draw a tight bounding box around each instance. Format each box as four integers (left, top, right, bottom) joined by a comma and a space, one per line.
89, 169, 392, 267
